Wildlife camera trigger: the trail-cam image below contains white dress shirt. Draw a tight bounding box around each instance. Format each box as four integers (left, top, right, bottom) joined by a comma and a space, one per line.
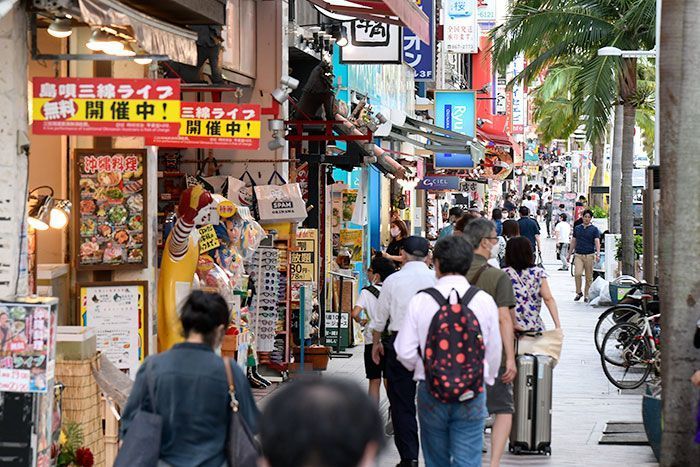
370, 261, 436, 333
394, 275, 502, 385
555, 221, 571, 244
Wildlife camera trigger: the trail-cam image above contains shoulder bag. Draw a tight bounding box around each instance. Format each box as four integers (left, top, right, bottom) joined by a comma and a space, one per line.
516, 329, 564, 366
223, 357, 260, 467
114, 361, 162, 467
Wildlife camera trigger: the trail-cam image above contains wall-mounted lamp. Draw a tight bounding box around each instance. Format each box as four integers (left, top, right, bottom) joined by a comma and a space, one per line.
271, 75, 300, 104
48, 17, 73, 38
27, 186, 71, 231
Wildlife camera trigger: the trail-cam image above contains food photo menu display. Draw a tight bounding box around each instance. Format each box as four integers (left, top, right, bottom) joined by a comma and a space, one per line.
74, 149, 147, 270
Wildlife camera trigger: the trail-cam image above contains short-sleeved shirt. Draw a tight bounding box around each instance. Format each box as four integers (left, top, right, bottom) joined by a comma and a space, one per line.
504, 267, 547, 332
573, 224, 601, 254
467, 254, 516, 310
355, 284, 382, 344
518, 217, 541, 249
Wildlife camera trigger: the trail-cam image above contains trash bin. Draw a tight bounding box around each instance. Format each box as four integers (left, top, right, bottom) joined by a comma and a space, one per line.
609, 275, 639, 305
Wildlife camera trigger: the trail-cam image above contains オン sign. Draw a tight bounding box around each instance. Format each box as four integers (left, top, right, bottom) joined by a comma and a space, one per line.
147, 102, 261, 150
32, 78, 180, 136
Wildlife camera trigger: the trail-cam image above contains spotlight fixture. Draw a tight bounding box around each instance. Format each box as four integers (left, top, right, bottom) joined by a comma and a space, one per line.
49, 199, 72, 229
331, 24, 348, 47
28, 186, 71, 231
268, 119, 285, 131
376, 113, 388, 124
271, 76, 300, 104
48, 17, 72, 38
268, 135, 286, 151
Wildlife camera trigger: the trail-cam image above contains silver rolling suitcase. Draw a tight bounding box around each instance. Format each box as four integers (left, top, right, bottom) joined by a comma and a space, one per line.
508, 354, 554, 455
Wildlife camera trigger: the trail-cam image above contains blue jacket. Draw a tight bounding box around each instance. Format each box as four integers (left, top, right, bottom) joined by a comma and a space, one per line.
120, 342, 260, 467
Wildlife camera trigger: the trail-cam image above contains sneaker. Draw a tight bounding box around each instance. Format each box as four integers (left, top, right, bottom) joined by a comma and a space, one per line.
574, 293, 583, 301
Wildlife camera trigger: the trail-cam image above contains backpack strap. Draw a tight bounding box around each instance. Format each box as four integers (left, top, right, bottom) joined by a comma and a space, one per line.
420, 288, 448, 307
460, 286, 480, 309
362, 285, 381, 299
468, 264, 490, 286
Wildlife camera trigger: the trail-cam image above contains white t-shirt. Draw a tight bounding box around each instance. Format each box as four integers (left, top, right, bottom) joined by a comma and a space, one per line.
356, 284, 382, 344
555, 221, 572, 244
524, 199, 539, 215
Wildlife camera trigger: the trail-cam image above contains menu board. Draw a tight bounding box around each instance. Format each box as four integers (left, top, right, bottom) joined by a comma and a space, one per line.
0, 300, 58, 393
75, 149, 147, 270
79, 282, 147, 377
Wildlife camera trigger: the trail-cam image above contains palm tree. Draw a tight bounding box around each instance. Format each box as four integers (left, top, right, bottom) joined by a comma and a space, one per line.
490, 0, 656, 275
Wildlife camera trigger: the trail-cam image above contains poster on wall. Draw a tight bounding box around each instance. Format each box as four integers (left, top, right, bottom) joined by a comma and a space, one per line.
403, 0, 435, 81
434, 91, 477, 168
74, 149, 147, 270
444, 0, 479, 54
339, 229, 363, 262
340, 19, 403, 64
146, 102, 261, 150
79, 282, 147, 377
0, 299, 57, 393
32, 78, 180, 137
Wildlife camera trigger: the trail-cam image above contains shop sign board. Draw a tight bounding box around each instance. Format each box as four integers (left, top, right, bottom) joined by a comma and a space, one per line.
198, 225, 221, 253
32, 78, 180, 136
324, 312, 351, 348
291, 229, 317, 282
444, 0, 479, 54
74, 149, 147, 270
477, 0, 497, 21
509, 55, 527, 133
403, 0, 435, 82
146, 102, 261, 150
434, 91, 476, 168
416, 175, 461, 191
340, 19, 403, 64
0, 300, 57, 393
79, 282, 147, 377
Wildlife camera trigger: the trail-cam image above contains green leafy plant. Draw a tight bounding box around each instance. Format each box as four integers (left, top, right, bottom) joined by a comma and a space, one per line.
53, 421, 94, 467
590, 205, 608, 218
615, 235, 643, 261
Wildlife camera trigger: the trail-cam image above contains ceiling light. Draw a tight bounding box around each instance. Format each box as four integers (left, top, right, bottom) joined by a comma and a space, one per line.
112, 42, 136, 57
86, 29, 122, 52
134, 57, 153, 65
48, 17, 72, 38
49, 200, 72, 229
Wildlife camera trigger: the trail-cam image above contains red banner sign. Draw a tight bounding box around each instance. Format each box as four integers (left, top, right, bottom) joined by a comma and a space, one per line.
146, 102, 262, 150
32, 78, 180, 137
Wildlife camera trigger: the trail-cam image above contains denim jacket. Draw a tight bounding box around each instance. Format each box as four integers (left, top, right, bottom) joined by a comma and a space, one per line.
120, 342, 260, 467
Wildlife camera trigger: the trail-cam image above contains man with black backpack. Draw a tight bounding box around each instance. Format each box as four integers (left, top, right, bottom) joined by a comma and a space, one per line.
395, 236, 502, 467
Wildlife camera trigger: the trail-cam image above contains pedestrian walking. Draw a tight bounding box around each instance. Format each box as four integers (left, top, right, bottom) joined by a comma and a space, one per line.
383, 219, 408, 266
517, 206, 542, 255
395, 236, 502, 467
371, 236, 437, 467
544, 196, 554, 237
554, 213, 572, 271
438, 206, 464, 239
259, 378, 384, 467
462, 219, 517, 467
497, 219, 520, 268
503, 194, 516, 215
120, 291, 260, 467
503, 237, 562, 332
492, 208, 503, 236
351, 256, 397, 404
523, 195, 539, 218
567, 210, 601, 302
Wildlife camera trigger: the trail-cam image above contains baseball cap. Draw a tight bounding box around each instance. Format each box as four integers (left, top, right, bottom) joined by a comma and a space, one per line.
402, 236, 430, 257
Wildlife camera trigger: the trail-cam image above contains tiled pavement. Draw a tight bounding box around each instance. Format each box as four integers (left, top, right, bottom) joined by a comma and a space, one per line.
324, 236, 659, 466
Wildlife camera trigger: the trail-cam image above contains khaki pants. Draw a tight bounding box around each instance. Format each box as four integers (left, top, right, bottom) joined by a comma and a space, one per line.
574, 253, 595, 297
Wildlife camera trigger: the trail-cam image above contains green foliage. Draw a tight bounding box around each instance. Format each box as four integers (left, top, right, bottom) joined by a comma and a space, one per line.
615, 235, 644, 261
590, 205, 608, 218
57, 422, 84, 467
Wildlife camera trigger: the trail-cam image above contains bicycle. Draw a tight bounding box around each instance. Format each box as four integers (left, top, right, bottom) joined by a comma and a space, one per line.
593, 282, 659, 353
599, 292, 660, 389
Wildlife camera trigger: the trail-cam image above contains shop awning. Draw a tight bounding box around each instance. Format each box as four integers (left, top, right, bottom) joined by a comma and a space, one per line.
387, 116, 486, 163
308, 0, 429, 43
79, 0, 198, 66
477, 127, 523, 160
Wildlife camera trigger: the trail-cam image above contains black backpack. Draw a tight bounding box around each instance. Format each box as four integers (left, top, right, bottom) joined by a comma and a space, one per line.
420, 287, 485, 403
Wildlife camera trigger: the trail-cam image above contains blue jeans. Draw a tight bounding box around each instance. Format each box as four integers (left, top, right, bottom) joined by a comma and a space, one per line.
417, 382, 487, 467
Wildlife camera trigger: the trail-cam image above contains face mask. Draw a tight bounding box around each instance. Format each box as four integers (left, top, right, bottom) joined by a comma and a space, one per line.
390, 227, 400, 237
490, 241, 500, 259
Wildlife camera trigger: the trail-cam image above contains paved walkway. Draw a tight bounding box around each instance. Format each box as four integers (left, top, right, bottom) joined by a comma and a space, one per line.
324, 236, 658, 466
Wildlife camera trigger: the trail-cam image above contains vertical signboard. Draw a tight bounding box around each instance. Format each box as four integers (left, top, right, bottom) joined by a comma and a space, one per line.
434, 91, 476, 168
340, 20, 402, 64
444, 0, 478, 54
403, 0, 435, 81
510, 54, 526, 133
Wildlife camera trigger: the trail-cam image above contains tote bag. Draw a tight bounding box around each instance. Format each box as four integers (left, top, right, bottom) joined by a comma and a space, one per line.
517, 328, 564, 366
254, 183, 307, 224
114, 362, 162, 467
223, 358, 260, 467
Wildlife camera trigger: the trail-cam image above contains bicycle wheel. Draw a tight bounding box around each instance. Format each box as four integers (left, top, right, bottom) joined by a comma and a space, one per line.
594, 306, 643, 354
600, 322, 652, 389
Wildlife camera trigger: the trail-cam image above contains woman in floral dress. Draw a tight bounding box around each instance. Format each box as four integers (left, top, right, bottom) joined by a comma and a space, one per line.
503, 236, 561, 332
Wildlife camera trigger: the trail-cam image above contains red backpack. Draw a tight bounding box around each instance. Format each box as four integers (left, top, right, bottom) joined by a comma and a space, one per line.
420, 287, 485, 403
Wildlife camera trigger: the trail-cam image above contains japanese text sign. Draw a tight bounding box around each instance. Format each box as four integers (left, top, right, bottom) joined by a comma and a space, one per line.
290, 229, 317, 282
509, 55, 527, 133
444, 0, 479, 54
434, 91, 476, 168
340, 20, 403, 64
32, 78, 180, 137
198, 225, 221, 253
147, 102, 261, 150
403, 0, 435, 81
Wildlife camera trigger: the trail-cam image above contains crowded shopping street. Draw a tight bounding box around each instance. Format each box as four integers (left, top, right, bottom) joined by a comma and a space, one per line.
1, 0, 700, 466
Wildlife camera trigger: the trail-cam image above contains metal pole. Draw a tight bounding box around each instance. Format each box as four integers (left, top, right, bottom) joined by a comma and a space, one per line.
654, 0, 662, 165
299, 285, 305, 373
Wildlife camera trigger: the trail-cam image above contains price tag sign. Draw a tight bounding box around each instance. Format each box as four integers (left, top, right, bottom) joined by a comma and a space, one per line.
198, 225, 221, 252
217, 200, 236, 218
291, 229, 317, 282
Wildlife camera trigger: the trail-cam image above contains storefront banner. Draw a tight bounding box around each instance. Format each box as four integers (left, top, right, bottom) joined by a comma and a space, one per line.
444, 0, 479, 54
509, 55, 526, 133
340, 19, 403, 64
403, 0, 435, 81
147, 102, 261, 150
32, 78, 180, 136
477, 0, 497, 21
416, 175, 461, 191
434, 91, 476, 168
291, 229, 317, 282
